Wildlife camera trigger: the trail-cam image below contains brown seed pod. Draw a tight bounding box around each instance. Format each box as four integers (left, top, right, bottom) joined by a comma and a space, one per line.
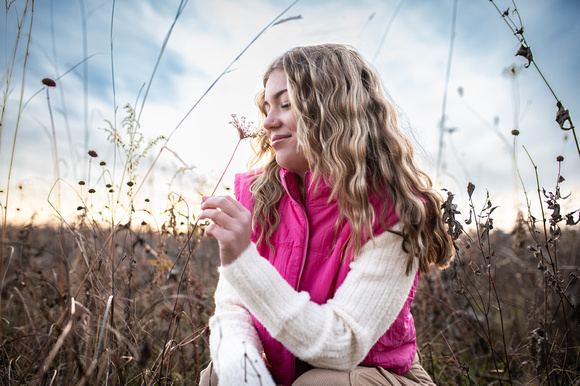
42, 78, 57, 87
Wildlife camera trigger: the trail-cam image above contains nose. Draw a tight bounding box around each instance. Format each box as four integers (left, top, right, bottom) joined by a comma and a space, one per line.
263, 112, 281, 131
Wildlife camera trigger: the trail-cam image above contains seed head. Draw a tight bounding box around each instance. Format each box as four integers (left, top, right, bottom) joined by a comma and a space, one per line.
42, 78, 56, 87
79, 181, 86, 186
127, 181, 135, 187
88, 150, 98, 158
100, 161, 107, 166
106, 184, 112, 188
88, 188, 96, 194
230, 114, 257, 140
511, 129, 520, 136
556, 155, 564, 162
145, 198, 150, 203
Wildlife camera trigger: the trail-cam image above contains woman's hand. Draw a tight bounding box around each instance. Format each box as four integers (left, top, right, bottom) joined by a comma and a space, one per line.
199, 195, 252, 266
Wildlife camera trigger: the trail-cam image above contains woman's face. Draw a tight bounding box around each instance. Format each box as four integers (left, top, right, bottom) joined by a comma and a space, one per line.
263, 69, 310, 178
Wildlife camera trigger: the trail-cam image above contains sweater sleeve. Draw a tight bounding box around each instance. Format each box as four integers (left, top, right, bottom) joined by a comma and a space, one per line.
208, 272, 275, 385
220, 222, 417, 371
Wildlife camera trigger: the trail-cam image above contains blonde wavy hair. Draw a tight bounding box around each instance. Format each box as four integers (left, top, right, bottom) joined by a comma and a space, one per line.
248, 43, 453, 274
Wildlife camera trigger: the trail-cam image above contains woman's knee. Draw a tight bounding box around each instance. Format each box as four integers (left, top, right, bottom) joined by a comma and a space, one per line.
199, 362, 218, 386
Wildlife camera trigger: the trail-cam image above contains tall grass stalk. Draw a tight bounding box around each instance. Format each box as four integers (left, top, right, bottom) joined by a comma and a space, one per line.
132, 0, 300, 209
1, 0, 33, 314
436, 0, 458, 179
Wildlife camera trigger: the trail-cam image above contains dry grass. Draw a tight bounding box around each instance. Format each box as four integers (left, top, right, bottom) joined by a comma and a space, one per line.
414, 227, 580, 385
0, 215, 220, 385
1, 193, 578, 385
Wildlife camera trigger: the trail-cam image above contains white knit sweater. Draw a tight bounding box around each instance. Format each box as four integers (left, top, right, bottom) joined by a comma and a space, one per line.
208, 222, 417, 385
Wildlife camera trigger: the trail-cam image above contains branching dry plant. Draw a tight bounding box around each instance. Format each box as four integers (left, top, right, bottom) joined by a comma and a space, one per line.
414, 157, 579, 385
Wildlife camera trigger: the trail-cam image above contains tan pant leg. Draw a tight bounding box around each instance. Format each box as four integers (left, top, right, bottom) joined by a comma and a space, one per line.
199, 362, 218, 386
293, 354, 436, 386
397, 353, 436, 385
377, 353, 436, 385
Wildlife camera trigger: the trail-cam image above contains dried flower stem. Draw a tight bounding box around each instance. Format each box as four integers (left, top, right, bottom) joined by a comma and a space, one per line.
211, 139, 242, 197
490, 0, 579, 156
159, 116, 256, 378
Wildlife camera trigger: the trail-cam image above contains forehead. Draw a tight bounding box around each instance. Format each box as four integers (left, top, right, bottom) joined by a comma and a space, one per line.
264, 69, 288, 101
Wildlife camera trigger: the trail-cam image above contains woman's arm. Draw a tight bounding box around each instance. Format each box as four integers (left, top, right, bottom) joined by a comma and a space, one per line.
220, 223, 417, 371
208, 274, 275, 385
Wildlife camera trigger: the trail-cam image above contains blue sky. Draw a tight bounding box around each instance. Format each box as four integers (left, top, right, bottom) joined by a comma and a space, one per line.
2, 0, 579, 228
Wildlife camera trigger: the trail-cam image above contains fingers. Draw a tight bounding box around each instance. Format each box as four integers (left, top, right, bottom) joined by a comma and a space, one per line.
201, 195, 244, 215
199, 195, 252, 266
199, 196, 246, 228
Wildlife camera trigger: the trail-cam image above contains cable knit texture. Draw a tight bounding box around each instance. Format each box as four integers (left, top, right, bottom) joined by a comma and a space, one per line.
207, 169, 419, 385
210, 230, 418, 385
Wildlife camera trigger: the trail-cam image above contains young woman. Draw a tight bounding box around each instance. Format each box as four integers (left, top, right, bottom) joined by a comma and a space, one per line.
199, 43, 453, 385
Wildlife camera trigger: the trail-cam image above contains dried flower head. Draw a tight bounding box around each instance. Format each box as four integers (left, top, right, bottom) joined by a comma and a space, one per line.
78, 181, 86, 186
229, 114, 257, 140
100, 161, 107, 166
556, 155, 564, 162
42, 78, 56, 87
88, 150, 98, 158
88, 188, 96, 194
511, 129, 520, 136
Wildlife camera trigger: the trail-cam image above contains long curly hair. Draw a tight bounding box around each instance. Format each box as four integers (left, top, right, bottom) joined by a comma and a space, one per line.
247, 43, 453, 274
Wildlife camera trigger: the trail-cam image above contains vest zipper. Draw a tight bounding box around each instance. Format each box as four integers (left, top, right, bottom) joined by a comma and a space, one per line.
283, 172, 310, 382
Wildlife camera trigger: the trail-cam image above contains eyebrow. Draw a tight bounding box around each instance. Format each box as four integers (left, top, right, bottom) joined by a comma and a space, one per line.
263, 88, 288, 108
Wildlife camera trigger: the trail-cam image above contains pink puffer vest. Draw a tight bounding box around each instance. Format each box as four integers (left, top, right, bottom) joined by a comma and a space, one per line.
234, 168, 419, 386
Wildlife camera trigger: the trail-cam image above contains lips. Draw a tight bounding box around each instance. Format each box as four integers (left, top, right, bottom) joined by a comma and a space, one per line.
270, 134, 291, 147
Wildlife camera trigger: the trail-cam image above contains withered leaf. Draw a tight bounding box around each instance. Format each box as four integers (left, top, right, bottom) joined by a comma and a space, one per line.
515, 45, 533, 68
555, 101, 574, 131
467, 182, 475, 198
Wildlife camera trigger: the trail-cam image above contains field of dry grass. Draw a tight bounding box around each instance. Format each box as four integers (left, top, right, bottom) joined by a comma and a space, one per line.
0, 196, 578, 385
0, 215, 220, 384
2, 0, 579, 384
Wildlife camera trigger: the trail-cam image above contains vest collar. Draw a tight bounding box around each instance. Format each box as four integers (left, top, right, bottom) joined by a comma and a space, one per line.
279, 168, 334, 207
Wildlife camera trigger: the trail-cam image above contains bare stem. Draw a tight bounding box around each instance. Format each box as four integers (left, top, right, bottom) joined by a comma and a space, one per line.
210, 139, 241, 197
